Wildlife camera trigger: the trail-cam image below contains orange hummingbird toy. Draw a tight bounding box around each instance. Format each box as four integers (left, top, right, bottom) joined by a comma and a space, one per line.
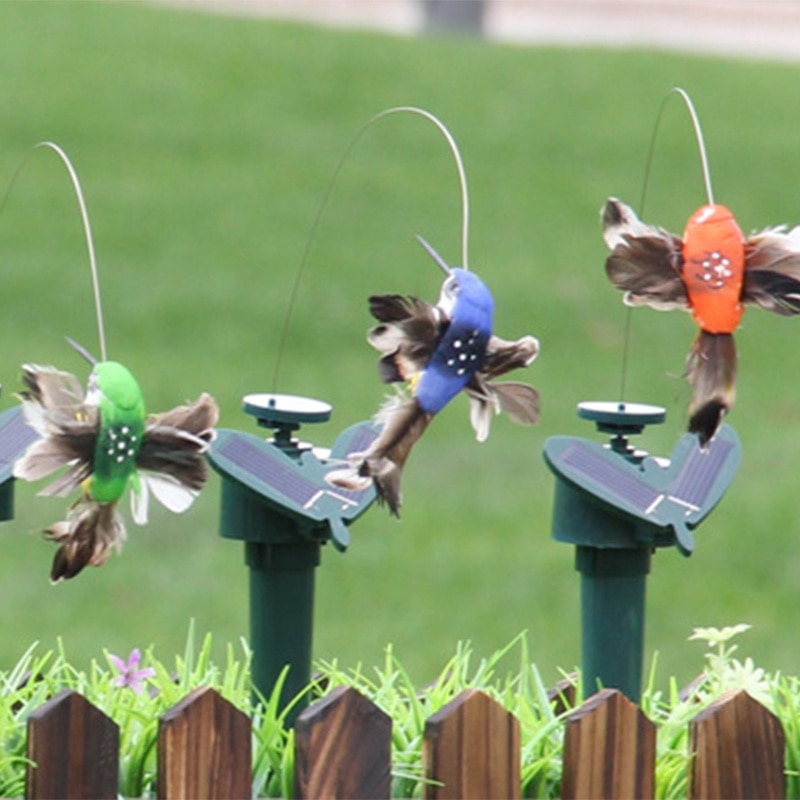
602, 88, 800, 444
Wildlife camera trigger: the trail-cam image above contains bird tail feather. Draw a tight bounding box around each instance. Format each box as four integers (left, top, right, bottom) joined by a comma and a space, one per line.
46, 497, 127, 582
326, 394, 432, 516
686, 331, 736, 445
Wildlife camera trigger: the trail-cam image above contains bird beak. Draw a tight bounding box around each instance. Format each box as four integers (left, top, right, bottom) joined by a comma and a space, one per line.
66, 336, 98, 366
416, 235, 452, 277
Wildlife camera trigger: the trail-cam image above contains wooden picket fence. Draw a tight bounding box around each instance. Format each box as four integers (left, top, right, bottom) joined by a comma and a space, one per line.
21, 680, 786, 799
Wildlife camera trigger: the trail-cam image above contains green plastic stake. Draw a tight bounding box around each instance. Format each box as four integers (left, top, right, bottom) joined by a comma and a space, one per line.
219, 475, 320, 724
208, 393, 378, 724
543, 401, 740, 702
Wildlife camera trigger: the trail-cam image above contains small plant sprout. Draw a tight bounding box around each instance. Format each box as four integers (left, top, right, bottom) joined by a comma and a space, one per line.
108, 648, 156, 694
688, 622, 753, 679
4, 142, 220, 582
688, 623, 772, 704
688, 622, 752, 649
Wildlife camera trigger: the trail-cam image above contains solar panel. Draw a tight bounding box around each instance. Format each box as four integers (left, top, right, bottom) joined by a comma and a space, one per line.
544, 424, 740, 555
668, 437, 735, 509
207, 421, 378, 550
217, 435, 324, 511
562, 442, 662, 514
0, 406, 40, 478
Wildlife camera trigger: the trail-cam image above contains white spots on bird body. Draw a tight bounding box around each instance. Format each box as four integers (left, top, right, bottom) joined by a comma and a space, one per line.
103, 425, 139, 464
442, 328, 483, 377
695, 250, 733, 289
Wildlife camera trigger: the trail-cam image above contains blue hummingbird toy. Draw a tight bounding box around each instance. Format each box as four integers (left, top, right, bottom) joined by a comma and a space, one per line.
327, 236, 540, 513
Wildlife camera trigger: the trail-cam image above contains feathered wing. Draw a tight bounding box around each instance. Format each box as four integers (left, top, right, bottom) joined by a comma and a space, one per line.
367, 294, 447, 383
18, 364, 85, 422
130, 473, 200, 526
742, 226, 800, 315
467, 378, 541, 443
133, 392, 219, 521
602, 198, 688, 310
465, 335, 541, 441
480, 334, 539, 378
13, 365, 97, 496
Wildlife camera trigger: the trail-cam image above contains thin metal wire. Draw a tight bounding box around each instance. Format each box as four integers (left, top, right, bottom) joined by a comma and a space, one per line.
271, 106, 469, 392
618, 306, 634, 405
376, 106, 470, 270
618, 87, 714, 403
639, 86, 714, 213
0, 141, 108, 361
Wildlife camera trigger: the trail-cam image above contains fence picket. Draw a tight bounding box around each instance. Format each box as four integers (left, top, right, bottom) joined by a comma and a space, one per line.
689, 689, 785, 800
561, 687, 655, 800
26, 688, 119, 800
423, 687, 521, 800
13, 679, 793, 800
548, 673, 578, 716
294, 684, 392, 799
157, 685, 251, 800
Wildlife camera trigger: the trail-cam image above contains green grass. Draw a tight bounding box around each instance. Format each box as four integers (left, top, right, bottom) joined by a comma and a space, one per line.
0, 625, 794, 798
0, 0, 799, 692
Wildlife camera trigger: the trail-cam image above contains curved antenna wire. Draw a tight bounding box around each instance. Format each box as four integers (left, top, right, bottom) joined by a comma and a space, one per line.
618, 87, 714, 403
639, 86, 714, 213
381, 106, 470, 268
272, 105, 469, 391
0, 141, 107, 361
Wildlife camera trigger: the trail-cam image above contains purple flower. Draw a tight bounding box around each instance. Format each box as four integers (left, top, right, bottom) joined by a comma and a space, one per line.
108, 648, 156, 694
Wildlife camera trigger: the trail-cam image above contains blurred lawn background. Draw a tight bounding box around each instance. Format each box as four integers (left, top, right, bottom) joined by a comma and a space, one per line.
0, 0, 799, 690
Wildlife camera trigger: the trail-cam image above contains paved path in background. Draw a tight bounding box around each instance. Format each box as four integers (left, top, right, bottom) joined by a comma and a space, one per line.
155, 0, 800, 62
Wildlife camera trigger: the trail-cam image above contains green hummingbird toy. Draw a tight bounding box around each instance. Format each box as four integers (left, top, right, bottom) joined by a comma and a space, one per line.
0, 141, 219, 582
14, 348, 218, 582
